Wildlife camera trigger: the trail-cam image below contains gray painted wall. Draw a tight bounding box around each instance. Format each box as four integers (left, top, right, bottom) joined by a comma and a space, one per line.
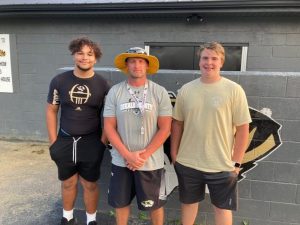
0, 15, 300, 224
1, 15, 300, 139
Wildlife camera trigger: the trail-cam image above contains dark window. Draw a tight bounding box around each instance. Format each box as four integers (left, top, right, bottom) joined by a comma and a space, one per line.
147, 43, 247, 71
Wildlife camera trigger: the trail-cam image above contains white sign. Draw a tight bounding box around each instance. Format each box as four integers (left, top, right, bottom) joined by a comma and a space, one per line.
0, 34, 13, 93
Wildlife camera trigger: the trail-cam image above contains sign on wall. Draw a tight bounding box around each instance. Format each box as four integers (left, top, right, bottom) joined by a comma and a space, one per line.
0, 34, 13, 93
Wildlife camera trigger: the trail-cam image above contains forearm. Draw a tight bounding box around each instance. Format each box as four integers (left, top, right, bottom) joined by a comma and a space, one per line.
143, 127, 170, 158
170, 119, 184, 163
104, 119, 130, 159
46, 104, 58, 144
232, 124, 250, 163
142, 116, 171, 159
100, 130, 109, 145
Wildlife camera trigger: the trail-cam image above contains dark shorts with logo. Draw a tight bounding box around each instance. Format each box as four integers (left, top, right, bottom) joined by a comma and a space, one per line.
174, 162, 238, 210
49, 132, 106, 182
108, 164, 167, 211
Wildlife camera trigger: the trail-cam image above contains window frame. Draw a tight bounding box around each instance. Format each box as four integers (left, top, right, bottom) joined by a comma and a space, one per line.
145, 42, 248, 72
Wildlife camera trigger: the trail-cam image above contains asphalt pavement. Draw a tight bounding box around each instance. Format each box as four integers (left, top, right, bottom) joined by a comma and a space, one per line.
0, 139, 153, 225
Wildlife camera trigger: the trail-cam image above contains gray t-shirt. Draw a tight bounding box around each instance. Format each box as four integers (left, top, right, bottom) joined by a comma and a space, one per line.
103, 80, 172, 170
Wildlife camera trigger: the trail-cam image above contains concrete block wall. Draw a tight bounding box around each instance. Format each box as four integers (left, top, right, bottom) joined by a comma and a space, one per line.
2, 15, 300, 139
91, 69, 300, 225
0, 15, 300, 224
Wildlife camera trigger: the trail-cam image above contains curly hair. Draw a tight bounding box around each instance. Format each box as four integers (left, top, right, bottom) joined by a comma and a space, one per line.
68, 37, 102, 60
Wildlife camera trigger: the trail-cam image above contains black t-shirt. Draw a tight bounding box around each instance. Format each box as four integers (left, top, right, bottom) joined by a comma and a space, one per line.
47, 70, 110, 136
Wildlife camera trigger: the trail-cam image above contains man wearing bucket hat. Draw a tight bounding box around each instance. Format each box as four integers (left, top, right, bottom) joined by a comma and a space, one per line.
103, 47, 172, 225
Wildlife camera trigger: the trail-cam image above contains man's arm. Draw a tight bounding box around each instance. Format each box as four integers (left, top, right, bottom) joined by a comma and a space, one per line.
104, 117, 146, 169
140, 116, 172, 161
170, 119, 184, 164
232, 123, 250, 172
46, 103, 59, 144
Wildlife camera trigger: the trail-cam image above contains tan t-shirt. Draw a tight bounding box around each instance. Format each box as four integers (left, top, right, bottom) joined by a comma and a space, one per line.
173, 77, 252, 172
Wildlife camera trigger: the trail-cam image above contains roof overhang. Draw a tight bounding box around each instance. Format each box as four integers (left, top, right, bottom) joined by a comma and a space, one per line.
1, 1, 300, 17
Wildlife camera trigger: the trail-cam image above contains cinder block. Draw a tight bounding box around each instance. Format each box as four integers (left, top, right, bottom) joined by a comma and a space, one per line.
297, 186, 300, 204
273, 46, 300, 58
110, 70, 126, 85
274, 163, 300, 184
234, 198, 270, 219
247, 57, 300, 71
287, 34, 300, 45
262, 34, 286, 46
247, 96, 260, 109
18, 63, 38, 74
281, 120, 300, 142
151, 71, 196, 93
251, 181, 297, 203
244, 161, 275, 182
238, 179, 251, 198
267, 142, 300, 164
222, 74, 240, 83
270, 202, 300, 223
239, 75, 287, 97
259, 97, 300, 120
286, 76, 300, 97
248, 45, 272, 57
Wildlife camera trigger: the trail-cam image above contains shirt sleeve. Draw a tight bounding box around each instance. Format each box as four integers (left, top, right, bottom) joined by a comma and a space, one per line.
47, 77, 60, 105
158, 88, 173, 117
232, 85, 252, 126
104, 79, 111, 95
103, 86, 116, 117
172, 87, 184, 121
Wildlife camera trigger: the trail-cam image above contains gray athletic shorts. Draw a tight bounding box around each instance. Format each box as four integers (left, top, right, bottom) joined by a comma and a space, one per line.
108, 164, 167, 211
174, 162, 238, 210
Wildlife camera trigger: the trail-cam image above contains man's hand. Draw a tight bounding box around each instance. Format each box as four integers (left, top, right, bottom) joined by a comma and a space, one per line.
234, 167, 241, 175
125, 150, 146, 171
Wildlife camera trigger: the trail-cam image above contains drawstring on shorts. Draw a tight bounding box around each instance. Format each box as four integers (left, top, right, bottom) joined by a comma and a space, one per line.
72, 137, 81, 164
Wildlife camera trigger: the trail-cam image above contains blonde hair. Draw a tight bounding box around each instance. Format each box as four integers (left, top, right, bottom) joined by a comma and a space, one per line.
198, 42, 225, 63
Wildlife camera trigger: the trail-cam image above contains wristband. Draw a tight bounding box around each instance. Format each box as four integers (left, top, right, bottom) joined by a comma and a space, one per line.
233, 162, 242, 168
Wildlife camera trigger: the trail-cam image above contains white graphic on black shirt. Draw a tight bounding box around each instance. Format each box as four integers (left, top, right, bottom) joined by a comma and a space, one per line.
52, 89, 60, 105
69, 84, 91, 104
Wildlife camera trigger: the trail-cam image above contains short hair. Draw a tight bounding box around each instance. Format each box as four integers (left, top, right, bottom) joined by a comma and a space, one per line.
68, 37, 102, 60
198, 42, 225, 63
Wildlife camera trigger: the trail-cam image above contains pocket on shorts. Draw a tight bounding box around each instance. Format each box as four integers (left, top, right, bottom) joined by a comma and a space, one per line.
49, 139, 58, 151
99, 140, 107, 150
49, 137, 70, 161
49, 139, 59, 161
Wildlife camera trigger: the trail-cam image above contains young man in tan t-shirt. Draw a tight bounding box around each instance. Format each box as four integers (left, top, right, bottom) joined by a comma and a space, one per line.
171, 42, 251, 225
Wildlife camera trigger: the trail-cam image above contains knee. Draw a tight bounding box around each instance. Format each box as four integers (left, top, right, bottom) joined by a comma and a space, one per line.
81, 179, 98, 192
213, 206, 232, 216
62, 175, 78, 190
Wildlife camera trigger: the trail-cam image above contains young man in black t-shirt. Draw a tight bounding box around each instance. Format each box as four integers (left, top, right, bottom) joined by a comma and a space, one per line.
46, 37, 110, 225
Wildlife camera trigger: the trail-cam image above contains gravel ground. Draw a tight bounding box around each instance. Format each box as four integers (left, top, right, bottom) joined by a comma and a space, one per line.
0, 139, 62, 225
0, 139, 152, 225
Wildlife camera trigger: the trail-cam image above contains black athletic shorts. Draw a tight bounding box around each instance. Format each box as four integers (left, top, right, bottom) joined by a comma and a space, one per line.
108, 165, 167, 211
174, 162, 238, 210
49, 132, 106, 182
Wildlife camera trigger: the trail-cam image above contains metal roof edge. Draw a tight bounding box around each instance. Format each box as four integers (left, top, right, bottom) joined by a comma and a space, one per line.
2, 1, 300, 16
